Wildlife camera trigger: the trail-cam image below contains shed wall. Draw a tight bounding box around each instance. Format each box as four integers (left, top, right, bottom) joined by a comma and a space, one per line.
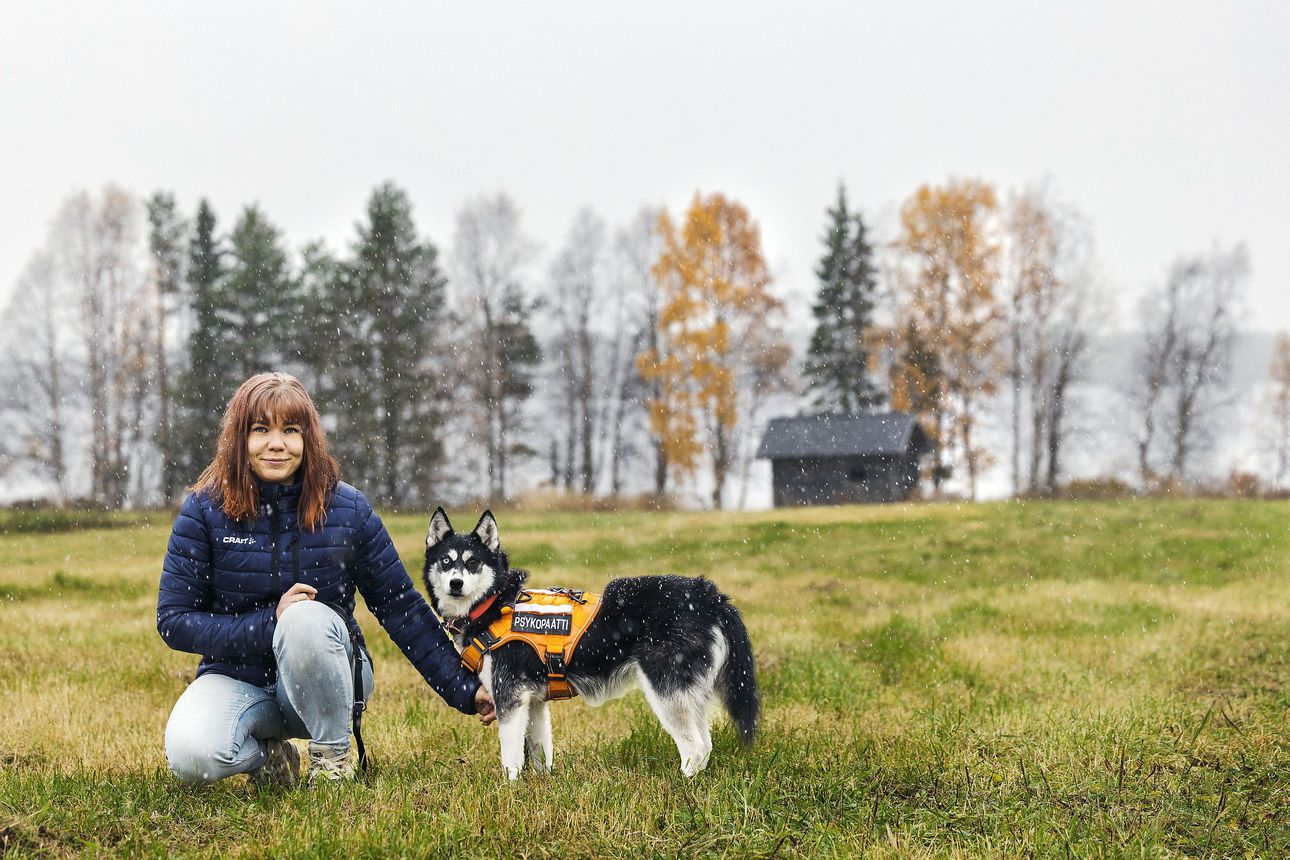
771, 455, 919, 506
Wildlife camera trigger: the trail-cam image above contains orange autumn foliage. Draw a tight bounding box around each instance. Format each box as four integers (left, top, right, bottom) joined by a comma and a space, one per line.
637, 192, 785, 507
893, 179, 1003, 499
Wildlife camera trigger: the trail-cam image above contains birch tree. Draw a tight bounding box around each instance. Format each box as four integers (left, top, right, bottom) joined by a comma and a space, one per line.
0, 253, 73, 501
1133, 245, 1248, 485
606, 208, 663, 497
1003, 186, 1104, 496
892, 179, 1003, 500
54, 187, 148, 506
642, 192, 788, 508
1265, 334, 1290, 490
546, 209, 609, 494
451, 192, 541, 500
145, 192, 188, 502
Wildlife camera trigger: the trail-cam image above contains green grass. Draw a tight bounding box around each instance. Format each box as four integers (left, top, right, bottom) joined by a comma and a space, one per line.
1, 499, 1287, 857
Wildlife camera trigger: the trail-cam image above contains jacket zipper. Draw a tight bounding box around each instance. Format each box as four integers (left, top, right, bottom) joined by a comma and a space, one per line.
266, 500, 281, 598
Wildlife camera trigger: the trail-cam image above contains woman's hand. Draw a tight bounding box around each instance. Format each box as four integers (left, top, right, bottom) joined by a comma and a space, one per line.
276, 583, 317, 619
475, 686, 496, 726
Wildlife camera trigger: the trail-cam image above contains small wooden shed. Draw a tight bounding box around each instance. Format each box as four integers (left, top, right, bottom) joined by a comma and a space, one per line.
755, 413, 931, 506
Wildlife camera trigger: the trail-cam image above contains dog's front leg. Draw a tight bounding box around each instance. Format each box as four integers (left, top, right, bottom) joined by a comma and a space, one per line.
497, 693, 531, 781
525, 700, 553, 774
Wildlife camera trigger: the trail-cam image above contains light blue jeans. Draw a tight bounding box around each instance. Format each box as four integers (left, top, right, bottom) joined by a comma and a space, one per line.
164, 600, 374, 785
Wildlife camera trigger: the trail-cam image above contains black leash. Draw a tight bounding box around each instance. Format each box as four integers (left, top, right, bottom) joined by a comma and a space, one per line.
320, 601, 370, 775
267, 496, 371, 773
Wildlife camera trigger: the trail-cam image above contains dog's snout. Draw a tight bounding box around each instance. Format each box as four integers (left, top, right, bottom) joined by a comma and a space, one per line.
449, 578, 464, 593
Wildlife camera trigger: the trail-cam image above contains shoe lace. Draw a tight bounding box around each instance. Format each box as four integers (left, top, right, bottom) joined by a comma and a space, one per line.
308, 750, 353, 782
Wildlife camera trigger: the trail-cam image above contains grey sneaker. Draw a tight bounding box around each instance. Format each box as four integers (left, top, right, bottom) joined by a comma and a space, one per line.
306, 743, 355, 784
250, 738, 300, 787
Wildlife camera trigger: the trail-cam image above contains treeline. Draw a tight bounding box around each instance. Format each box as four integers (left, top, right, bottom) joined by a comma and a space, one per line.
0, 183, 789, 509
0, 178, 1267, 509
882, 180, 1257, 498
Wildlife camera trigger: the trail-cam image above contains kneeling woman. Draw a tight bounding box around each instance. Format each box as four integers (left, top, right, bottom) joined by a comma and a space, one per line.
157, 372, 493, 785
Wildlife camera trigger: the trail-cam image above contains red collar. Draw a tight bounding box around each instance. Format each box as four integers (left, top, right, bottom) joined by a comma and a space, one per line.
445, 593, 499, 635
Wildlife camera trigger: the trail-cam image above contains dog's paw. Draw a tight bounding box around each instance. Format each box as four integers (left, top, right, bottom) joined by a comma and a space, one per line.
504, 766, 523, 781
680, 754, 710, 778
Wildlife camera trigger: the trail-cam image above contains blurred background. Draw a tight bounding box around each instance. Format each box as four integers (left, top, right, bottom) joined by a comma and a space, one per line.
2, 1, 1287, 510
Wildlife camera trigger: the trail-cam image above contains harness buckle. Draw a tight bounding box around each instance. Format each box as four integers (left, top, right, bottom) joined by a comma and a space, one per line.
545, 651, 567, 678
549, 587, 587, 604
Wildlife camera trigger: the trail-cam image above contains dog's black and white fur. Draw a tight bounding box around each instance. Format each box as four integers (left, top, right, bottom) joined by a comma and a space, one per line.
422, 508, 759, 779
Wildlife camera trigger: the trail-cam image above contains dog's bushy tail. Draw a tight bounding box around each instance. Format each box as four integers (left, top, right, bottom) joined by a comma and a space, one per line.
716, 597, 759, 746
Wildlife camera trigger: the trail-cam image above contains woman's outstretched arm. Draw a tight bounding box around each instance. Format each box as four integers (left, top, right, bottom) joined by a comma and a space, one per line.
348, 490, 482, 714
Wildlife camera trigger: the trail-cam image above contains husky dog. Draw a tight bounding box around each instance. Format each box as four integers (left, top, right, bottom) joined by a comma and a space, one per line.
422, 508, 759, 779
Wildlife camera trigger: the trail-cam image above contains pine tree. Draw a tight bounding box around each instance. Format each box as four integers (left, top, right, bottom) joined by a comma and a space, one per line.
226, 205, 294, 378
484, 284, 542, 500
294, 241, 340, 397
803, 183, 884, 414
177, 199, 228, 481
890, 319, 947, 490
176, 202, 296, 481
327, 182, 448, 505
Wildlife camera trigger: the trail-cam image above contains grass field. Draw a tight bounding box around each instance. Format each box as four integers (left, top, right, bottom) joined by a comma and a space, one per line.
1, 500, 1287, 858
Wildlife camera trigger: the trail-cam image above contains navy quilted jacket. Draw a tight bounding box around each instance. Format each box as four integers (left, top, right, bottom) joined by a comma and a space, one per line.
156, 479, 478, 714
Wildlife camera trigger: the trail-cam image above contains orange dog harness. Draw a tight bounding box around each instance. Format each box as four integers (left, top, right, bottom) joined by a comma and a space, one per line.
459, 588, 602, 700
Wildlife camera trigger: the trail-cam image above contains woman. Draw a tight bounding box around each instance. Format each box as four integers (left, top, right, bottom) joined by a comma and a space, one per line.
158, 372, 493, 786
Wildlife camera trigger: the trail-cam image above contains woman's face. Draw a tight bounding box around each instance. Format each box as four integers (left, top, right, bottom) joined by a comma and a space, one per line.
247, 415, 304, 484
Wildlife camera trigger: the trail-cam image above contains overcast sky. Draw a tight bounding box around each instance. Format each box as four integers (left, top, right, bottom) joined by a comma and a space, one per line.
2, 1, 1287, 333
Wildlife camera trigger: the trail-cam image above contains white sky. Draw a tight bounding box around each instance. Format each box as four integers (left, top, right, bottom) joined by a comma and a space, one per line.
2, 1, 1288, 331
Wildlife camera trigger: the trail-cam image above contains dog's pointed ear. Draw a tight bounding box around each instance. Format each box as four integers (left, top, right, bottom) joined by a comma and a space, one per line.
427, 507, 453, 547
473, 510, 500, 552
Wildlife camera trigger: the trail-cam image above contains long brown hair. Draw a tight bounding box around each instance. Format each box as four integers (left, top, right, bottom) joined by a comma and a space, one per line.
192, 372, 340, 530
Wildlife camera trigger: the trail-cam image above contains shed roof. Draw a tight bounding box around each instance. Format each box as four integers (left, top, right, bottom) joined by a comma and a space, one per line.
756, 412, 930, 459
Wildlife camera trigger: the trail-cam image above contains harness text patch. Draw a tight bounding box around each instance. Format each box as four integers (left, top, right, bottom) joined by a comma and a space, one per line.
511, 611, 573, 636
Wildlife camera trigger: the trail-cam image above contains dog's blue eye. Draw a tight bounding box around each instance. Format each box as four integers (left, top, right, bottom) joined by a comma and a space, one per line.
441, 556, 452, 567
